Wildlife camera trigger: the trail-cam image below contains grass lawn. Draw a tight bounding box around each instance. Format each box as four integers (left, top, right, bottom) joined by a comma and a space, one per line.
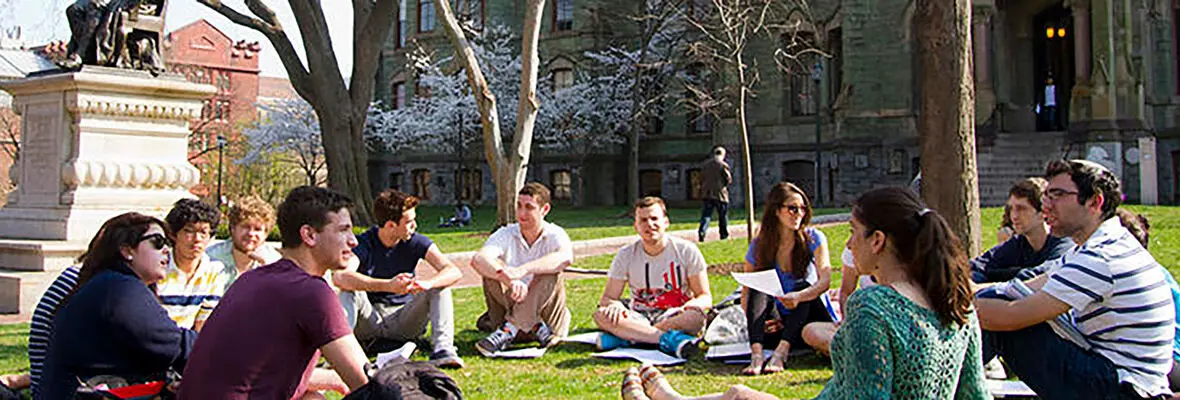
407, 205, 849, 254
6, 205, 1179, 399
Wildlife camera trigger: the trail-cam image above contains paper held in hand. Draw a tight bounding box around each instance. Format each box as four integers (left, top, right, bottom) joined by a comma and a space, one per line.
731, 270, 784, 297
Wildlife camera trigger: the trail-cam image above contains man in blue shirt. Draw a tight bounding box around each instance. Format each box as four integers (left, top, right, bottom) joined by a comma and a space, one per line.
334, 189, 465, 368
970, 177, 1073, 283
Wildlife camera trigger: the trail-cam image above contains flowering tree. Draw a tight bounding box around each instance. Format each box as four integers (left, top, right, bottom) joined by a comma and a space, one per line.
240, 98, 326, 187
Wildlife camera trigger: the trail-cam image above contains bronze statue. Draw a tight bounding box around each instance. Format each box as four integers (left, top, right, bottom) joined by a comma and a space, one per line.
60, 0, 167, 74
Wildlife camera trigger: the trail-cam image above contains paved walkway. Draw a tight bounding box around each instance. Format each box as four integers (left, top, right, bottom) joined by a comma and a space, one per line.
0, 214, 849, 324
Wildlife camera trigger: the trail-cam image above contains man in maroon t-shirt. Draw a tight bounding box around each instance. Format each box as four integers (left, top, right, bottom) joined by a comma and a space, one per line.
179, 187, 370, 399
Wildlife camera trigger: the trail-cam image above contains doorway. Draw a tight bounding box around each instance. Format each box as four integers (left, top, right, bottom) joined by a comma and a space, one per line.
1033, 3, 1074, 132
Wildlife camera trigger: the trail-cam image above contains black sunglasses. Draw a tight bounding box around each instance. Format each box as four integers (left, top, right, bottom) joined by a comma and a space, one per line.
782, 204, 805, 215
138, 233, 173, 250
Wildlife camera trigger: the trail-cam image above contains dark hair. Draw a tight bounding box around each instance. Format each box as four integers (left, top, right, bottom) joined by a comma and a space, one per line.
65, 212, 171, 307
277, 186, 355, 248
1044, 160, 1122, 221
165, 198, 221, 235
712, 145, 725, 156
753, 182, 813, 277
853, 187, 973, 327
374, 189, 419, 226
1008, 177, 1048, 212
1116, 209, 1150, 249
519, 182, 551, 207
633, 196, 668, 215
1000, 204, 1013, 229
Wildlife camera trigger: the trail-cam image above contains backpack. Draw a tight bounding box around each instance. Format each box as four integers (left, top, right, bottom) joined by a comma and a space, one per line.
344, 361, 462, 400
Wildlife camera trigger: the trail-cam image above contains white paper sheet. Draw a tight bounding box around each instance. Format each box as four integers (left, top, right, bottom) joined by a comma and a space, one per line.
986, 379, 1035, 397
705, 342, 753, 359
489, 347, 547, 359
375, 342, 416, 368
731, 270, 785, 297
563, 331, 602, 345
592, 348, 686, 366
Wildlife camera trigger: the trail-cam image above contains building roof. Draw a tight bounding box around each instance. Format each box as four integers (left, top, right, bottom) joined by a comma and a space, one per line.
0, 47, 56, 80
258, 75, 299, 100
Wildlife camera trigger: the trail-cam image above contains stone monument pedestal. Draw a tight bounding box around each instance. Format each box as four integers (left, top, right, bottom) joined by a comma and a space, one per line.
0, 67, 213, 313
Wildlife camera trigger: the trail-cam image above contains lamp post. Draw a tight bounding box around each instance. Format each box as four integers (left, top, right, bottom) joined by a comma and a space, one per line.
216, 135, 226, 207
810, 61, 823, 206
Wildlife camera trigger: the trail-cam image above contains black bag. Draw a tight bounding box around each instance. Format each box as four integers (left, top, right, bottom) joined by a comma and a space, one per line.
343, 361, 462, 400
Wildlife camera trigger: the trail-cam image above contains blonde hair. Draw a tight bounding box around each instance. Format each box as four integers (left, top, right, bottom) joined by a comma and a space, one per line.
229, 195, 277, 229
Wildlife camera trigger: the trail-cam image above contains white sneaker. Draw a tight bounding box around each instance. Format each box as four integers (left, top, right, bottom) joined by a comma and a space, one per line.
984, 358, 1007, 380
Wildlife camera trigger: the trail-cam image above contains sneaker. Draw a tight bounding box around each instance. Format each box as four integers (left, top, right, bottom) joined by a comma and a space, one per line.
476, 322, 518, 356
533, 322, 559, 348
429, 349, 465, 369
658, 330, 699, 359
698, 233, 706, 242
984, 358, 1007, 380
597, 332, 632, 351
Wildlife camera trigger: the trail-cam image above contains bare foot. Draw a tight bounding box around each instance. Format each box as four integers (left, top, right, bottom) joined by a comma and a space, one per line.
762, 353, 786, 374
622, 367, 652, 400
640, 364, 685, 400
741, 353, 765, 376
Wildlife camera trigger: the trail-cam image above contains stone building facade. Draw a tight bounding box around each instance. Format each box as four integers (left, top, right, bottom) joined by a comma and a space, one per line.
370, 0, 1180, 208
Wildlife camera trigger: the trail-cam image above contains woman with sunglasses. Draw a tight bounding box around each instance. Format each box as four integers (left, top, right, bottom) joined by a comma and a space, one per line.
740, 182, 832, 375
41, 212, 198, 399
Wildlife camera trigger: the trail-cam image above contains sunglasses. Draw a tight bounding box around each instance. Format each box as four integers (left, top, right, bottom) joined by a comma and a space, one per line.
782, 205, 805, 215
138, 233, 173, 250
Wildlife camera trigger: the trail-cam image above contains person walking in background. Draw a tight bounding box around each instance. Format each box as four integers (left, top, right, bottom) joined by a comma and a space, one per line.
697, 146, 732, 242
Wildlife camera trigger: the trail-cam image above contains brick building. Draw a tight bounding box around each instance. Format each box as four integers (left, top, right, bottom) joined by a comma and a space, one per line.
370, 0, 1180, 208
163, 19, 262, 198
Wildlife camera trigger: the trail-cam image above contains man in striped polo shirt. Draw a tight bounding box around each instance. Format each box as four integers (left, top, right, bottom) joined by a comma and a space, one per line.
976, 160, 1174, 399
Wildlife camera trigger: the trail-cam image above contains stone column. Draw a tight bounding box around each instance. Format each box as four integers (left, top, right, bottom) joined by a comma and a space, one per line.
1089, 0, 1118, 120
1070, 0, 1092, 123
0, 67, 214, 243
974, 6, 996, 126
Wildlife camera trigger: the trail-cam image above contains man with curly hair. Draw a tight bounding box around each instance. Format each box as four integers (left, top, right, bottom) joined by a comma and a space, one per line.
207, 195, 282, 290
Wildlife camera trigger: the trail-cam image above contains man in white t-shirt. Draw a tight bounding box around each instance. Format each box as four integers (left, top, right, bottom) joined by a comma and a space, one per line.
594, 197, 712, 358
471, 182, 574, 356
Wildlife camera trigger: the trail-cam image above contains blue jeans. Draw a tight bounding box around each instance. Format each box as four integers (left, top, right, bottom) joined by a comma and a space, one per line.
978, 288, 1151, 399
698, 199, 728, 240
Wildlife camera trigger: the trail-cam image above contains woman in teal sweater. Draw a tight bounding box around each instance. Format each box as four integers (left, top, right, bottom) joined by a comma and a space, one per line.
621, 187, 990, 400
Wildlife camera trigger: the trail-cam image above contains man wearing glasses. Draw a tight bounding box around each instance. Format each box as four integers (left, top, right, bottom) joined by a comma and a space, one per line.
157, 198, 228, 330
975, 160, 1174, 399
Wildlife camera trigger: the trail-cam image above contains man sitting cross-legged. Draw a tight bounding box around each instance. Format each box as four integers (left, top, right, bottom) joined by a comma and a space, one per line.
593, 197, 711, 358
179, 186, 370, 399
333, 189, 465, 368
975, 160, 1174, 399
471, 182, 574, 355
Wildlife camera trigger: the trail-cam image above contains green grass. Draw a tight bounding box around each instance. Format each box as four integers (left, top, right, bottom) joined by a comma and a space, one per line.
11, 206, 1180, 399
407, 205, 847, 253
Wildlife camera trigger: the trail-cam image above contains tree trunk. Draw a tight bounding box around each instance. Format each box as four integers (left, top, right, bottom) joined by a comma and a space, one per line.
735, 56, 755, 244
320, 108, 375, 224
915, 0, 981, 255
435, 0, 545, 228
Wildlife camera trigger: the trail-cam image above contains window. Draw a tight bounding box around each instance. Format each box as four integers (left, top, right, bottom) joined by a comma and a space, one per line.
552, 68, 574, 91
393, 82, 407, 109
550, 170, 572, 200
640, 169, 662, 197
554, 0, 573, 31
783, 32, 818, 116
687, 168, 704, 200
782, 160, 816, 199
412, 169, 431, 200
454, 168, 482, 201
418, 0, 435, 32
388, 172, 403, 191
686, 0, 711, 22
397, 0, 408, 48
453, 0, 484, 30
